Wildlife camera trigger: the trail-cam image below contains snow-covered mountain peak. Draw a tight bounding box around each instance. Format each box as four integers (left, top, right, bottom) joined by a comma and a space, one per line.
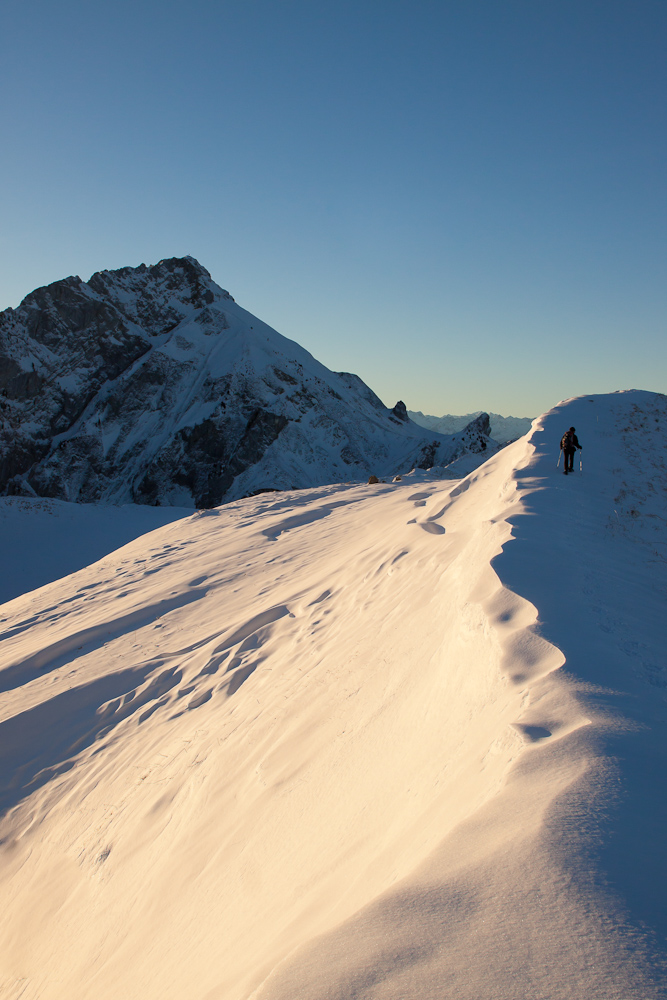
0, 258, 496, 507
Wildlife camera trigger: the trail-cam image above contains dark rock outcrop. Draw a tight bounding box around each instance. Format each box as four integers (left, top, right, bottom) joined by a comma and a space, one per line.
390, 400, 409, 423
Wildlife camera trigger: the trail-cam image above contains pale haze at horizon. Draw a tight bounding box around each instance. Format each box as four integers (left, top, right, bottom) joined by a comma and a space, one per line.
1, 0, 664, 418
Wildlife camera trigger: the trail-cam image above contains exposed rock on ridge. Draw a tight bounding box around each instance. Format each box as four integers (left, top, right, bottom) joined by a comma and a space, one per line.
0, 257, 495, 507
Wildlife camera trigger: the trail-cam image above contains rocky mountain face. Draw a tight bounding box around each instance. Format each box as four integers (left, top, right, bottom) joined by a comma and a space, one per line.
0, 257, 495, 507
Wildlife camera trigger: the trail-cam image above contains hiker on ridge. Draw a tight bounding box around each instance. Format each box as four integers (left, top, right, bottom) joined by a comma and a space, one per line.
560, 426, 581, 475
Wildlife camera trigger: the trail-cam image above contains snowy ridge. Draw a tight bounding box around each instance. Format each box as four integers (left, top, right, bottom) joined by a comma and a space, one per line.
0, 390, 666, 999
0, 258, 494, 506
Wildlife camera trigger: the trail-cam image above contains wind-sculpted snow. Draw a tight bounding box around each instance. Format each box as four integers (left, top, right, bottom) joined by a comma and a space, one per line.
0, 390, 665, 999
0, 257, 494, 507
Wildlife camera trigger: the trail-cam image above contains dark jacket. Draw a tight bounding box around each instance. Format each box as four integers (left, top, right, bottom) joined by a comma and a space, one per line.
561, 430, 581, 452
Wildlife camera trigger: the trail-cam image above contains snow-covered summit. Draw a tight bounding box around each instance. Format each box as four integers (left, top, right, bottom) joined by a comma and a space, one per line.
0, 258, 494, 507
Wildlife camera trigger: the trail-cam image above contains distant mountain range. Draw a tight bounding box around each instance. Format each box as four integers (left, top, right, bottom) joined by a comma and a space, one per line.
0, 257, 496, 507
408, 410, 533, 443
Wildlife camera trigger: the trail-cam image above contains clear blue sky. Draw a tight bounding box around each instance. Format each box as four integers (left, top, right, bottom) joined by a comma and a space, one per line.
1, 0, 665, 417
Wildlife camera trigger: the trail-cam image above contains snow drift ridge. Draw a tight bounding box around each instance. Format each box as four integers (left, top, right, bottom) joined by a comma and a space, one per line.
0, 389, 666, 999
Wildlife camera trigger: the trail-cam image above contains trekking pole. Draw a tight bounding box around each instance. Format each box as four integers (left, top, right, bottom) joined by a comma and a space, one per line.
557, 448, 562, 469
579, 448, 583, 473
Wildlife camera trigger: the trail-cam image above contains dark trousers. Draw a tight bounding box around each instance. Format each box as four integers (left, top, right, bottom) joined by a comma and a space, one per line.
564, 448, 576, 471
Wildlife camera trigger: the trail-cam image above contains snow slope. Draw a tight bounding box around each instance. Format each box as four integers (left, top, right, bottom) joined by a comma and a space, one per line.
0, 498, 189, 605
0, 389, 666, 999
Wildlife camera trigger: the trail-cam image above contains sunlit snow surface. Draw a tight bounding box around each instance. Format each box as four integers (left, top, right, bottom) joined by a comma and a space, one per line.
1, 390, 666, 1000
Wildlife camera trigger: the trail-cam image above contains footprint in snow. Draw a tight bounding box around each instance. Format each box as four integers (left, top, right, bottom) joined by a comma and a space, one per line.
418, 522, 446, 535
408, 492, 432, 504
513, 724, 552, 743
